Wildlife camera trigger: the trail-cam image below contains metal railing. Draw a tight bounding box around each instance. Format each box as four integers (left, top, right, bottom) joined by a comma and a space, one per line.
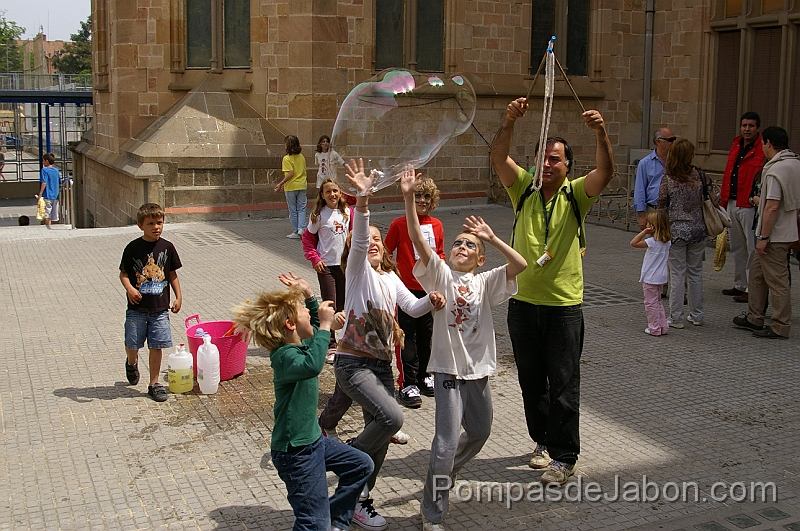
0, 73, 92, 91
59, 176, 75, 227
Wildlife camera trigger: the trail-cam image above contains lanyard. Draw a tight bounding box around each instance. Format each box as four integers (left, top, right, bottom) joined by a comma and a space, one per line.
541, 189, 557, 250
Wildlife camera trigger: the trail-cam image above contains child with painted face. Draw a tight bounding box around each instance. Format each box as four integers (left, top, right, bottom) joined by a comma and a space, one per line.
398, 169, 527, 531
335, 159, 445, 531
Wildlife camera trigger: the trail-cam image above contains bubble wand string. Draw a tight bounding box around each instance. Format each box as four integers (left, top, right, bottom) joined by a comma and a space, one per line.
530, 37, 556, 191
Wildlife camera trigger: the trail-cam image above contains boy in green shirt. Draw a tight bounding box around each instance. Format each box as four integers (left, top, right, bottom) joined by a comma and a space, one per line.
233, 272, 372, 531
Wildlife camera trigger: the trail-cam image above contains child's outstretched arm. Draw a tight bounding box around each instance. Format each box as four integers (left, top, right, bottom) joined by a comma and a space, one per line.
344, 158, 375, 213
630, 225, 653, 249
463, 215, 528, 281
400, 168, 434, 267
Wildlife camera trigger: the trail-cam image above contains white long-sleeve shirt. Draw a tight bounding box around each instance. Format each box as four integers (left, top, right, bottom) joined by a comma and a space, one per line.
339, 209, 433, 360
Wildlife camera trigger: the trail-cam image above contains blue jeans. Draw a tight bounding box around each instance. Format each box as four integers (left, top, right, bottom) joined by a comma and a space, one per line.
507, 299, 583, 465
124, 309, 172, 349
334, 355, 403, 491
271, 435, 373, 531
286, 189, 308, 233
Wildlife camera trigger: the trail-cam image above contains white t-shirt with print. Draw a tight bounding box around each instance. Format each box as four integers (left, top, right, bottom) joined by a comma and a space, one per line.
307, 206, 349, 266
315, 150, 345, 188
413, 255, 517, 380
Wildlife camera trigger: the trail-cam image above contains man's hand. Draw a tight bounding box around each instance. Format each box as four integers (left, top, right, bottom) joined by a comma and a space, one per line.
756, 239, 768, 256
582, 110, 606, 132
637, 212, 648, 231
463, 215, 495, 242
318, 300, 335, 329
171, 297, 182, 313
344, 158, 374, 195
278, 271, 313, 299
313, 260, 327, 274
429, 291, 446, 311
399, 167, 419, 197
126, 287, 142, 305
505, 98, 529, 123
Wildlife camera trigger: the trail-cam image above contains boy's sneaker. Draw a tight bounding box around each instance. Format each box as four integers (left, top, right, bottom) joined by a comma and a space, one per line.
352, 498, 387, 531
686, 315, 703, 326
421, 375, 435, 397
397, 385, 422, 409
286, 232, 300, 239
528, 443, 550, 469
390, 429, 410, 444
321, 426, 339, 441
147, 384, 168, 402
125, 360, 140, 385
540, 460, 575, 485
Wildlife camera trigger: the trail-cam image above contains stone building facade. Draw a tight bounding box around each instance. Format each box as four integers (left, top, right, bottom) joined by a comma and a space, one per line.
73, 0, 800, 227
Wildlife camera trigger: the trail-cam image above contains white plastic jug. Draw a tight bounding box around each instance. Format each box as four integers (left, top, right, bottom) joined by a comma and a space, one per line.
168, 344, 194, 394
196, 335, 220, 394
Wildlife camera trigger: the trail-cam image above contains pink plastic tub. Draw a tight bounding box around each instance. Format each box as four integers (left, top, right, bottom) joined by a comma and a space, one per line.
185, 314, 249, 381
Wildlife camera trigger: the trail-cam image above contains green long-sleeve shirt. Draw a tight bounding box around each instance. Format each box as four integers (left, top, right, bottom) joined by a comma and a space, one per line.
269, 298, 331, 452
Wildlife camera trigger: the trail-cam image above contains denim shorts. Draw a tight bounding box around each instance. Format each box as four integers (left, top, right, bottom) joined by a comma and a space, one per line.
124, 309, 173, 350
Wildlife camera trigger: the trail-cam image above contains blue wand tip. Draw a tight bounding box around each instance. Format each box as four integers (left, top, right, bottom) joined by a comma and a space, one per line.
547, 36, 556, 52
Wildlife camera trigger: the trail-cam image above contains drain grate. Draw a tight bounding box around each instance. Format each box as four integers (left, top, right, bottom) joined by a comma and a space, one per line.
583, 283, 641, 308
177, 231, 249, 247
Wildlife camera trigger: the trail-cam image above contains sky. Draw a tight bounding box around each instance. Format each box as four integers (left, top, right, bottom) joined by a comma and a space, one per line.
3, 1, 91, 42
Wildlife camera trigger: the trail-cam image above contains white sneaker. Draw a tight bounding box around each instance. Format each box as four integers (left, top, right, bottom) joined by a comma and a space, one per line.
421, 512, 446, 531
667, 318, 684, 329
686, 315, 703, 326
352, 498, 387, 531
390, 429, 410, 444
286, 232, 300, 239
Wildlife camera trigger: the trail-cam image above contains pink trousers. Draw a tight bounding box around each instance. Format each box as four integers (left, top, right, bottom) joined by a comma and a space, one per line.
643, 282, 668, 335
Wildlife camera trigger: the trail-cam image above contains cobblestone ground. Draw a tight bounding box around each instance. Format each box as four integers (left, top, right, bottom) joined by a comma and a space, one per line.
1, 201, 799, 530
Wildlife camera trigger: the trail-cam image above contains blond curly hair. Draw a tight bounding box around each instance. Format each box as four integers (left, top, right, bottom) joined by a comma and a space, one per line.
415, 176, 440, 212
231, 287, 305, 352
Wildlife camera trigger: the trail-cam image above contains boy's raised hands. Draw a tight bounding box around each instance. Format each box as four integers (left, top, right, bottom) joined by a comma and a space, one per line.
278, 271, 313, 299
463, 215, 496, 242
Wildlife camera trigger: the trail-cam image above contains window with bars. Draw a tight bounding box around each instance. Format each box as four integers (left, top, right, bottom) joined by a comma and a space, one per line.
186, 0, 250, 69
375, 0, 444, 72
531, 0, 589, 76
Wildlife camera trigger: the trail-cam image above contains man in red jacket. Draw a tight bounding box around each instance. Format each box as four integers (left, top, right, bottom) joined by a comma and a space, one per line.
720, 112, 765, 303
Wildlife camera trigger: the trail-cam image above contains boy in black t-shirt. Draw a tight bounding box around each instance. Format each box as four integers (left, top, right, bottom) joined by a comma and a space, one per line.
119, 204, 183, 402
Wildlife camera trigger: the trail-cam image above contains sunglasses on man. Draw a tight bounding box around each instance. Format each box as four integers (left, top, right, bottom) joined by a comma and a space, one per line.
658, 136, 677, 142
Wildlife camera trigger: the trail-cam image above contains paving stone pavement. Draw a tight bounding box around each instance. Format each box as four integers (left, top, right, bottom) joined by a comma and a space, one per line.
1, 201, 799, 531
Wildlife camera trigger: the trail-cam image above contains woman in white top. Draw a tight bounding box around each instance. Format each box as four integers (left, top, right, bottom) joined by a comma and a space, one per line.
333, 158, 444, 530
315, 135, 345, 189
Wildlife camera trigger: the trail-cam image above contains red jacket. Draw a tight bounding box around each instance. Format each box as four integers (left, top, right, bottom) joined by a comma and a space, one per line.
720, 135, 765, 208
384, 215, 446, 292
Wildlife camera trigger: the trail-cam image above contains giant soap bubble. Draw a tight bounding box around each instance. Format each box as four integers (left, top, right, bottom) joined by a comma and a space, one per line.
330, 69, 476, 195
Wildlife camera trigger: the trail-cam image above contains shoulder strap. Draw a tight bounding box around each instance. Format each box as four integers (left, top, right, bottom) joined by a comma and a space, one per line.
509, 184, 536, 248
510, 180, 586, 256
697, 167, 710, 200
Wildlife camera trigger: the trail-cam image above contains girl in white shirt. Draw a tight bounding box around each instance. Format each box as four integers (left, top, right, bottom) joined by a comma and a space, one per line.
630, 209, 672, 336
315, 135, 345, 189
334, 158, 444, 531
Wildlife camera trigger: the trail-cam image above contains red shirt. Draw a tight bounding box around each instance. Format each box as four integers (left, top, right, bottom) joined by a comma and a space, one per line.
384, 215, 446, 292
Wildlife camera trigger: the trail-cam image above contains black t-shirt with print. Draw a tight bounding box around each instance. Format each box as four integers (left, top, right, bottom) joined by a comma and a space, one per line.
119, 237, 182, 312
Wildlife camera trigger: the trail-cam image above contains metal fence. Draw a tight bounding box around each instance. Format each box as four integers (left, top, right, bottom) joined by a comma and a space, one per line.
0, 73, 92, 91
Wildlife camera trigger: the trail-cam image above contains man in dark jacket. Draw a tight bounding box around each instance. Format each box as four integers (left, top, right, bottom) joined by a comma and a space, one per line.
719, 112, 765, 303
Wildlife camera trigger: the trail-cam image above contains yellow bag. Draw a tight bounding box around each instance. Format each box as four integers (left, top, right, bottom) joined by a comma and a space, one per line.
714, 228, 728, 271
36, 197, 46, 222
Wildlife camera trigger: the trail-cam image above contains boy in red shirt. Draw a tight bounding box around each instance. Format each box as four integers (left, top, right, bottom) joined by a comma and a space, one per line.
385, 176, 445, 408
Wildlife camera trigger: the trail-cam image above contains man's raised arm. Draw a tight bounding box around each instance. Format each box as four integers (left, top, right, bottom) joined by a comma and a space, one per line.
490, 98, 527, 189
582, 110, 615, 198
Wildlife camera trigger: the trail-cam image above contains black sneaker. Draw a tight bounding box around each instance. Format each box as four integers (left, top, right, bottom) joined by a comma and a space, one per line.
397, 385, 422, 409
732, 312, 764, 332
125, 360, 140, 385
147, 384, 168, 402
420, 375, 435, 397
752, 327, 788, 339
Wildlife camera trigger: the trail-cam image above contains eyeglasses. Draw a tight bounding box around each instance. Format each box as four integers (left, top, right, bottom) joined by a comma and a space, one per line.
658, 136, 677, 143
414, 193, 432, 201
451, 238, 477, 250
